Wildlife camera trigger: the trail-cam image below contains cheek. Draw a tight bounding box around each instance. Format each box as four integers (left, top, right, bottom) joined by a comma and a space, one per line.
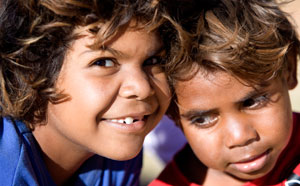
151, 73, 171, 107
258, 93, 293, 149
183, 125, 225, 169
65, 76, 117, 113
261, 108, 293, 151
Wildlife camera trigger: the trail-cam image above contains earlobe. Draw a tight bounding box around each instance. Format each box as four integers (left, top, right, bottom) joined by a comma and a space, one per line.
286, 46, 298, 90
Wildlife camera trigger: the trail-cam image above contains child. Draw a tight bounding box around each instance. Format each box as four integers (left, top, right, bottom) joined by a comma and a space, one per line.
150, 0, 300, 185
0, 0, 184, 185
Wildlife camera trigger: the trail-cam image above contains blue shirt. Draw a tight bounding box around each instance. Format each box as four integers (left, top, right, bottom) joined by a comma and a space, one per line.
0, 117, 142, 186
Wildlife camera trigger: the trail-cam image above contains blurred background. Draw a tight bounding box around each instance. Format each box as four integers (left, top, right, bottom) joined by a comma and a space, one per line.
140, 1, 300, 185
280, 0, 300, 111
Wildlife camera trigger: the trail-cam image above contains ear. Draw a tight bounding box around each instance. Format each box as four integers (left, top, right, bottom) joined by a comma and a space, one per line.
285, 46, 298, 90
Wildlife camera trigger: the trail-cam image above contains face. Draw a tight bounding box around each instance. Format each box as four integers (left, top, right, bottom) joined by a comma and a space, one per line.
175, 70, 295, 181
36, 25, 171, 161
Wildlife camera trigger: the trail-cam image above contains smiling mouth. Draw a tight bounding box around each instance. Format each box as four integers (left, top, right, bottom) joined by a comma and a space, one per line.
102, 115, 148, 125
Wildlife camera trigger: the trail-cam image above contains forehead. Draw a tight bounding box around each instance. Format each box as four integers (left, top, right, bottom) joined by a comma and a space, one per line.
69, 24, 161, 56
175, 70, 245, 95
107, 28, 161, 55
175, 70, 255, 109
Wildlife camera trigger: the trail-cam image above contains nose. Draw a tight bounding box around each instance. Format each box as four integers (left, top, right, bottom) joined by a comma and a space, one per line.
119, 69, 155, 100
224, 114, 259, 149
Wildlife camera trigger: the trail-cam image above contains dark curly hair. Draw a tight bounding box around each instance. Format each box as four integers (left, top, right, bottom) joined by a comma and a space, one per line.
166, 0, 300, 125
0, 0, 190, 129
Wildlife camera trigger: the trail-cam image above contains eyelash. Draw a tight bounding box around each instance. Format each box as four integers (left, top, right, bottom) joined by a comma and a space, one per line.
91, 56, 163, 67
91, 58, 117, 67
143, 56, 164, 67
190, 114, 219, 128
242, 94, 270, 110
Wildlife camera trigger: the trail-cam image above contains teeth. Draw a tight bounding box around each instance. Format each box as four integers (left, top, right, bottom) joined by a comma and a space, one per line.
124, 117, 134, 124
107, 117, 135, 124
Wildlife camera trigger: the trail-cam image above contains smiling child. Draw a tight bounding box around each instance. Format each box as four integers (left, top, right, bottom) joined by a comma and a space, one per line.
150, 0, 300, 185
0, 0, 185, 185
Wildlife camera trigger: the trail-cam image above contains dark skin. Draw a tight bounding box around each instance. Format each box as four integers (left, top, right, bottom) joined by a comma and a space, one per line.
176, 145, 207, 184
177, 145, 250, 185
171, 48, 298, 185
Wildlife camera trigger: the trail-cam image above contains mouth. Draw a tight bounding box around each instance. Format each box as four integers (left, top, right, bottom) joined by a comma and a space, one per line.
102, 115, 150, 125
231, 149, 271, 174
100, 114, 152, 133
104, 116, 145, 125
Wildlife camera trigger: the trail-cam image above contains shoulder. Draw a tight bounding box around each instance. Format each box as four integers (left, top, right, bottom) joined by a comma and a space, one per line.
149, 144, 198, 186
0, 117, 54, 185
149, 179, 174, 186
290, 112, 300, 154
285, 163, 300, 185
0, 117, 23, 181
149, 161, 186, 186
293, 112, 300, 125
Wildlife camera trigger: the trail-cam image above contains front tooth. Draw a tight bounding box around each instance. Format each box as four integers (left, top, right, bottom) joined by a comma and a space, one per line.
124, 117, 134, 124
118, 119, 124, 124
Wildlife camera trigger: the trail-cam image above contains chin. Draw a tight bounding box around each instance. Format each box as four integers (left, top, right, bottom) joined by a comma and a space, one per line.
111, 149, 142, 161
231, 168, 272, 181
103, 144, 143, 161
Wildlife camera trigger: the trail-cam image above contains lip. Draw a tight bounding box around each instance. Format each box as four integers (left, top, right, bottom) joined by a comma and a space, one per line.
104, 115, 145, 121
100, 112, 152, 133
231, 149, 270, 174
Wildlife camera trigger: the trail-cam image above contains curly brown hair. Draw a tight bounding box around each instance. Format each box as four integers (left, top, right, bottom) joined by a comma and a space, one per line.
0, 0, 190, 129
166, 0, 300, 125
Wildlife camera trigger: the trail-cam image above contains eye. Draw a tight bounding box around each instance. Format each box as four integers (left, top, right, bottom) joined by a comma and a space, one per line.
143, 56, 165, 75
92, 58, 116, 67
143, 56, 163, 66
242, 94, 270, 109
190, 114, 219, 128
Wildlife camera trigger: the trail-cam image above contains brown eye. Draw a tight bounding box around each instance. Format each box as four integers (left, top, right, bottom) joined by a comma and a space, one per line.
143, 56, 165, 75
143, 56, 163, 66
92, 58, 116, 67
242, 95, 270, 109
243, 98, 256, 107
190, 114, 219, 128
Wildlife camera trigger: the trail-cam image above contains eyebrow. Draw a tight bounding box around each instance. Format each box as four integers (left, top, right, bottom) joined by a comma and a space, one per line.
236, 85, 268, 103
180, 85, 270, 119
81, 45, 165, 59
180, 109, 217, 119
99, 46, 127, 58
79, 45, 127, 58
99, 40, 166, 57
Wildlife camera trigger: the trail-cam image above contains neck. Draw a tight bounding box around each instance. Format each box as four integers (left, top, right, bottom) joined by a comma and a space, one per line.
202, 169, 247, 186
178, 145, 247, 186
33, 125, 93, 185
